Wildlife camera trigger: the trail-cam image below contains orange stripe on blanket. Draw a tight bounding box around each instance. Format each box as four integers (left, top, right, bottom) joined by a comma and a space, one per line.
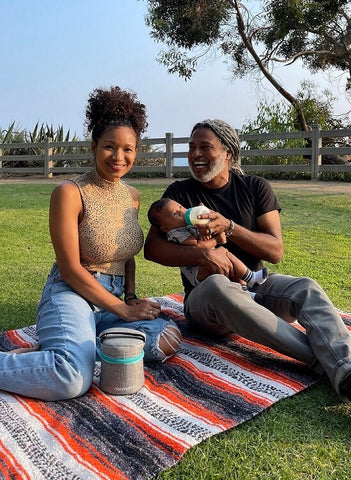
182, 337, 307, 393
169, 355, 272, 408
0, 439, 31, 480
166, 293, 184, 303
90, 385, 191, 457
144, 371, 234, 430
227, 333, 305, 362
161, 309, 185, 321
16, 396, 128, 480
3, 331, 34, 349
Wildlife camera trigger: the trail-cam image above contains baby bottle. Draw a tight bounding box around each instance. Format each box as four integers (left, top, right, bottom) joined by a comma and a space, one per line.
184, 205, 210, 225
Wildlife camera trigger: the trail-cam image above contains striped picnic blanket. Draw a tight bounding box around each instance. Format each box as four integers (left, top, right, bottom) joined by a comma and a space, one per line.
0, 294, 350, 480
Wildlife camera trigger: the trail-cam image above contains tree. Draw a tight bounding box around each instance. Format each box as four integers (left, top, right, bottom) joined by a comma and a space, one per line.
265, 0, 351, 85
144, 0, 351, 131
241, 81, 350, 167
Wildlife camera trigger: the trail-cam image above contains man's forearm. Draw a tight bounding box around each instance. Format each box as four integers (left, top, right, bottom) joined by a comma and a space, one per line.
144, 231, 205, 267
144, 228, 235, 277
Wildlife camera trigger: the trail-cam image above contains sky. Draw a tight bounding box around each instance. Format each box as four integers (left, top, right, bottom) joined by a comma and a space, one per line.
1, 0, 350, 140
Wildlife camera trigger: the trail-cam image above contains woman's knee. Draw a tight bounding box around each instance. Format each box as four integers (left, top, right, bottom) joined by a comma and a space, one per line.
42, 353, 94, 401
158, 324, 182, 359
39, 373, 91, 401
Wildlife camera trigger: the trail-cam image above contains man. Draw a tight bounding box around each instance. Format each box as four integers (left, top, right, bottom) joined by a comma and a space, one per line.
144, 119, 351, 401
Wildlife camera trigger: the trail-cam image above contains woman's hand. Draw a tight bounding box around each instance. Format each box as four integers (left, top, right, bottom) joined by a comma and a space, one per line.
117, 299, 161, 322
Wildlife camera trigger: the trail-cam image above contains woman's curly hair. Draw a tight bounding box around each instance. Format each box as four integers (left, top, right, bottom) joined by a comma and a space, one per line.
85, 86, 148, 144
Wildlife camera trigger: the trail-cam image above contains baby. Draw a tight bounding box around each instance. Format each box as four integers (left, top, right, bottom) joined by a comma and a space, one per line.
147, 198, 269, 292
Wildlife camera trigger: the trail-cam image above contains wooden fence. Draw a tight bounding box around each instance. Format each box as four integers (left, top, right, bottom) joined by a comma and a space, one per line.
0, 125, 350, 180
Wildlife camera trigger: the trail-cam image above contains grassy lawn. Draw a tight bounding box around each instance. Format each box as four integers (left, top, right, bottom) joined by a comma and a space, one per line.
0, 181, 350, 479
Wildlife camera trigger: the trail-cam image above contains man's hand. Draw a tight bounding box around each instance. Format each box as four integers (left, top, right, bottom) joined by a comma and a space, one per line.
196, 211, 230, 237
201, 246, 234, 277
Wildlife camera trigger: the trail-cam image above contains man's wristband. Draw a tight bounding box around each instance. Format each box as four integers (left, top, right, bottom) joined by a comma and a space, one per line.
225, 219, 235, 237
124, 292, 138, 303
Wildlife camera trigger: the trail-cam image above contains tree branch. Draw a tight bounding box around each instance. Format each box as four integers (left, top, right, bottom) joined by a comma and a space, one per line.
271, 49, 339, 65
231, 0, 309, 130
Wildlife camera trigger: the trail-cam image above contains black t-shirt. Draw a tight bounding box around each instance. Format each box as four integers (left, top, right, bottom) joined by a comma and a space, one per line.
163, 173, 281, 295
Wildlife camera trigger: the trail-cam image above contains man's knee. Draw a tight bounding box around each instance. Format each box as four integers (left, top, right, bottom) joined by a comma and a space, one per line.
198, 274, 236, 294
293, 276, 326, 300
186, 275, 245, 335
199, 274, 244, 303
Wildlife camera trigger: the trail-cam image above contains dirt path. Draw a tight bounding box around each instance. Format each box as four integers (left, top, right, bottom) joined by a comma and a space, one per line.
268, 180, 351, 194
0, 175, 350, 194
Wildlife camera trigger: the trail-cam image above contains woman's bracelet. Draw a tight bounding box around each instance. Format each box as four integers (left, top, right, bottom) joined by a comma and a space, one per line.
225, 219, 235, 237
124, 292, 138, 303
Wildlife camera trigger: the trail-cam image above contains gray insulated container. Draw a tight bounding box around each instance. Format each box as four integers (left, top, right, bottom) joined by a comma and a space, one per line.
99, 328, 146, 395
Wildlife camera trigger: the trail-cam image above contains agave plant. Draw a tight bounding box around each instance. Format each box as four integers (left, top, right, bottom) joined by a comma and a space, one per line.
0, 122, 30, 167
28, 123, 92, 168
0, 121, 17, 144
0, 122, 92, 169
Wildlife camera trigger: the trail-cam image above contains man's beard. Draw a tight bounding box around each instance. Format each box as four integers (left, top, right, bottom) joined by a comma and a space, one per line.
189, 151, 227, 183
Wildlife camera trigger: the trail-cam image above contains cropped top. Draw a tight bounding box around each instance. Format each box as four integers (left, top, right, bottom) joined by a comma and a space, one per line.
71, 170, 144, 275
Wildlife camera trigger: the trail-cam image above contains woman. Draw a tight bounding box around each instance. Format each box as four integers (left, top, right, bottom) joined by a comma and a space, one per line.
1, 86, 181, 401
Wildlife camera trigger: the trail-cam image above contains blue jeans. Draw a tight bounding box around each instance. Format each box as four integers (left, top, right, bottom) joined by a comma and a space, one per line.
185, 273, 351, 400
0, 264, 177, 401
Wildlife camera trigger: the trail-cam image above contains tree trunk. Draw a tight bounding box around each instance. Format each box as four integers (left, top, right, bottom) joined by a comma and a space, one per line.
232, 0, 309, 131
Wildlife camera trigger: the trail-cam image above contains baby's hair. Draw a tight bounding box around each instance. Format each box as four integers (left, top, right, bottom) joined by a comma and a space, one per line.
147, 198, 172, 228
85, 86, 148, 144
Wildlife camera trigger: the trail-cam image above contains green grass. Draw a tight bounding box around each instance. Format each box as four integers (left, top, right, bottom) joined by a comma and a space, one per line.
0, 182, 350, 479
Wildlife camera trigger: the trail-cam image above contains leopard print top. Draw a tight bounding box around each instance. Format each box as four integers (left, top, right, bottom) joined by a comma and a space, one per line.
71, 170, 144, 275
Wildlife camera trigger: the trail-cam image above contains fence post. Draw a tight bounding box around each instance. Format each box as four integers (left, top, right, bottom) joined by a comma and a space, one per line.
165, 132, 174, 178
44, 137, 53, 178
311, 124, 322, 180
